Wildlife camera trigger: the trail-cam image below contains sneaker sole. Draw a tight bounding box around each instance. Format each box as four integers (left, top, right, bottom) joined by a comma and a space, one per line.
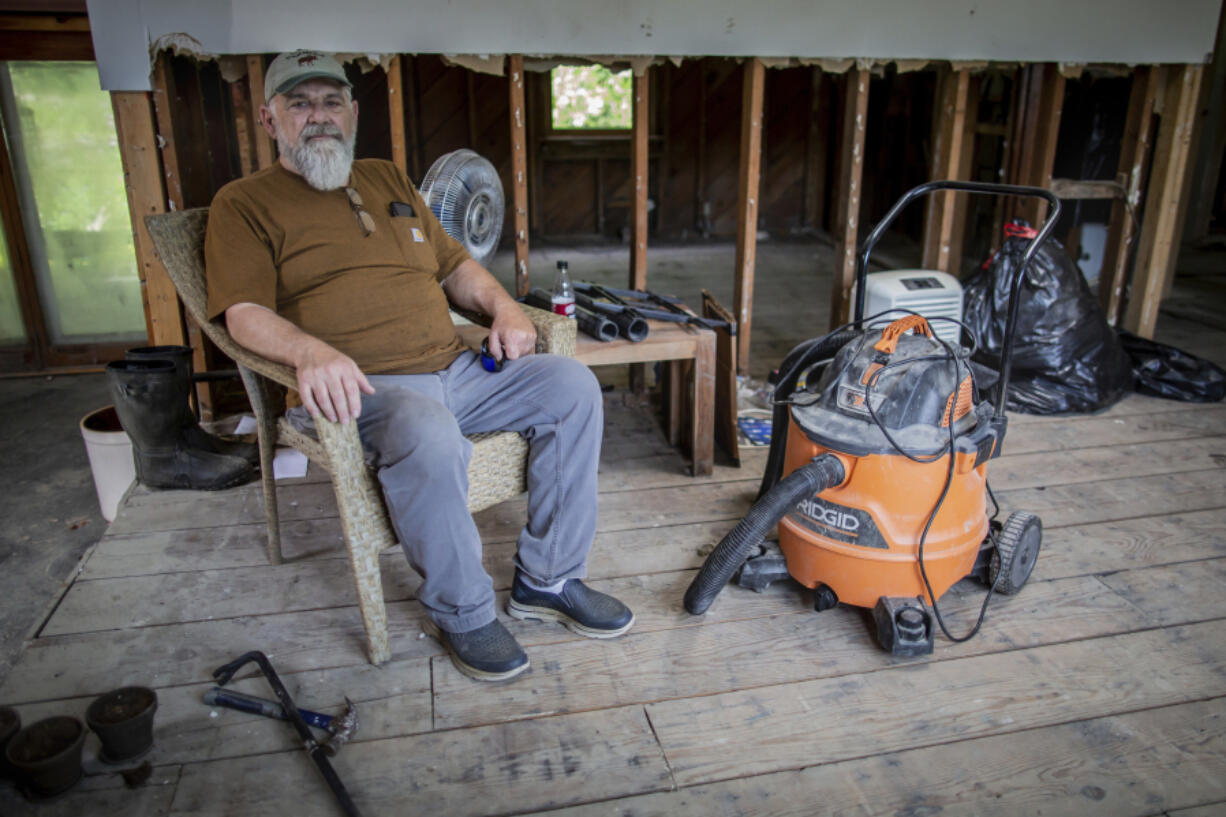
507, 599, 636, 639
423, 621, 530, 682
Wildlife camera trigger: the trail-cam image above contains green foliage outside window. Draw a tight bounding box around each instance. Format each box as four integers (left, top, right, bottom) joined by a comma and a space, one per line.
3, 61, 144, 342
551, 65, 632, 130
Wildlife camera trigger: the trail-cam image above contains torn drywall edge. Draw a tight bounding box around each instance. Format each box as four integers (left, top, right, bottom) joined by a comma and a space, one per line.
91, 0, 1224, 91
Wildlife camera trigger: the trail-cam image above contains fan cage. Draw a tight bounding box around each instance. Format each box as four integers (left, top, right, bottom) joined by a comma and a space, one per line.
419, 149, 505, 265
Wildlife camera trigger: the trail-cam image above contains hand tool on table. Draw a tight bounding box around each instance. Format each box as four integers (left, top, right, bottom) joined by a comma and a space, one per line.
213, 651, 363, 817
522, 289, 620, 342
573, 282, 730, 332
202, 687, 359, 748
571, 290, 649, 341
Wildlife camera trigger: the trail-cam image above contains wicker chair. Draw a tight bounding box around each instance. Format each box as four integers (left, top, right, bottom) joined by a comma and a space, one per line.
144, 208, 576, 664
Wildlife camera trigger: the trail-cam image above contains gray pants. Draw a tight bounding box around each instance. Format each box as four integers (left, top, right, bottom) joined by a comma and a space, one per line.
293, 352, 603, 633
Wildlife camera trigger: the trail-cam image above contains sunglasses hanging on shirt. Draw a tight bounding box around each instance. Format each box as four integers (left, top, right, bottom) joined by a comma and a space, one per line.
345, 186, 376, 236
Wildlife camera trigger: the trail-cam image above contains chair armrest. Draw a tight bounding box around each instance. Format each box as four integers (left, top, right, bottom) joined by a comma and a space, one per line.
212, 324, 300, 392
452, 304, 575, 357
524, 305, 575, 357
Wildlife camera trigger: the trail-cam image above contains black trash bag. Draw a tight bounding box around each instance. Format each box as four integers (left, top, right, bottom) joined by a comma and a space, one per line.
963, 222, 1134, 415
1117, 331, 1226, 403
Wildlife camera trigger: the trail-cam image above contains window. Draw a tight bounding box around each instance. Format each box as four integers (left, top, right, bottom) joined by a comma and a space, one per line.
550, 65, 632, 131
0, 61, 143, 346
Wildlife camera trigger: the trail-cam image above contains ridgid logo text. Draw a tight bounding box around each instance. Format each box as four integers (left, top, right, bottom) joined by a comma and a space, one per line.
795, 497, 860, 533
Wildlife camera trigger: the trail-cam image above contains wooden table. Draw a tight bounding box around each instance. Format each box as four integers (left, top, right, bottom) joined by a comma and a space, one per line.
574, 318, 716, 476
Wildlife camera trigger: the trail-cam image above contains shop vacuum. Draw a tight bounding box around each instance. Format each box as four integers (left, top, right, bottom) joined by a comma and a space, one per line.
684, 181, 1061, 656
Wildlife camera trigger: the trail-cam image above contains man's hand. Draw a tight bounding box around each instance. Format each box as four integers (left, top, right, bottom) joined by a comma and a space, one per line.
225, 302, 375, 426
441, 258, 538, 362
295, 339, 376, 424
486, 304, 537, 362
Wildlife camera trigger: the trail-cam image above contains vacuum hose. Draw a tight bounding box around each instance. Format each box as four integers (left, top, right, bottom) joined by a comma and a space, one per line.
757, 329, 859, 499
684, 453, 845, 615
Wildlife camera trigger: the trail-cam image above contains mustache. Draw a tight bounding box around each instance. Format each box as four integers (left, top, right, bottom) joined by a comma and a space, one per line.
300, 123, 344, 141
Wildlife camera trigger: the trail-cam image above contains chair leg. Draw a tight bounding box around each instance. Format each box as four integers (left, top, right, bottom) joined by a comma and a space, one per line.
239, 365, 283, 566
342, 525, 392, 665
316, 416, 393, 665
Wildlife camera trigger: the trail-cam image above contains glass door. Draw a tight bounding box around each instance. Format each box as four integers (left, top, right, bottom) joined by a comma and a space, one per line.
0, 60, 145, 370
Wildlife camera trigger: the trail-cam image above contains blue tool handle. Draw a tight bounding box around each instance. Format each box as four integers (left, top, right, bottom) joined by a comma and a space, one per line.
479, 338, 504, 372
204, 687, 333, 729
204, 687, 278, 717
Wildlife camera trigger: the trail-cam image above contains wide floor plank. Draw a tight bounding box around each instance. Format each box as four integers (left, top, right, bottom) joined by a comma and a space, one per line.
166, 707, 671, 817
542, 698, 1226, 817
646, 620, 1226, 786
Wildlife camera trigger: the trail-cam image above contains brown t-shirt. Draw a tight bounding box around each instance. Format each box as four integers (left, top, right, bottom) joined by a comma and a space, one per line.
205, 159, 471, 374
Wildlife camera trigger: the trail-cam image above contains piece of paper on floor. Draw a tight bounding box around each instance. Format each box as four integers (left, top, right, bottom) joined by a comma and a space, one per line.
273, 447, 309, 480
233, 415, 258, 435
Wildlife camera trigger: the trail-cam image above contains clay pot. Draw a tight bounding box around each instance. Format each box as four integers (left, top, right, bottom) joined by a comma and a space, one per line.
0, 706, 20, 778
86, 686, 158, 763
5, 716, 87, 798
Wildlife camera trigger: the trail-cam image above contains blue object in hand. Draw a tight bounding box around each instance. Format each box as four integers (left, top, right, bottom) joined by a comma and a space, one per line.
480, 338, 504, 372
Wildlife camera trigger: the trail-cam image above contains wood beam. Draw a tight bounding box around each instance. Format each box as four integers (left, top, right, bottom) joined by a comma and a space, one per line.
921, 67, 971, 274
829, 67, 869, 329
696, 67, 708, 235
152, 53, 214, 415
466, 71, 480, 150
803, 67, 829, 231
111, 92, 186, 348
246, 56, 274, 170
386, 56, 408, 176
629, 70, 650, 292
229, 79, 257, 177
733, 58, 765, 376
151, 55, 185, 213
508, 55, 530, 297
946, 74, 980, 277
1184, 3, 1226, 241
1124, 64, 1205, 338
1100, 67, 1159, 325
1008, 64, 1065, 227
403, 56, 423, 181
1050, 179, 1126, 200
0, 14, 93, 61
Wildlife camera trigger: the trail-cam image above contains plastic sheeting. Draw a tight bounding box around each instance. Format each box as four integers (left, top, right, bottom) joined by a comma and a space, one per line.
962, 224, 1134, 415
1118, 331, 1226, 403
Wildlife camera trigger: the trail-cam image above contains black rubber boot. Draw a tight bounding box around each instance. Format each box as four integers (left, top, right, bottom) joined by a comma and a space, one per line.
106, 360, 256, 491
125, 345, 259, 466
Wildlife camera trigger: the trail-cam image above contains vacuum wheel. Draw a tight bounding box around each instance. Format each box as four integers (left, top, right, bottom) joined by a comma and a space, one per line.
989, 511, 1042, 594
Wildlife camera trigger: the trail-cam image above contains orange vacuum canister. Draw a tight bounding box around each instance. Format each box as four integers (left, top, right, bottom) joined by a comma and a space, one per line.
684, 179, 1058, 657
775, 316, 993, 612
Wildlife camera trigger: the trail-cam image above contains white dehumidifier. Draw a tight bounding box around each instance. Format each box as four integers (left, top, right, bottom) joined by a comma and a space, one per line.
855, 270, 964, 345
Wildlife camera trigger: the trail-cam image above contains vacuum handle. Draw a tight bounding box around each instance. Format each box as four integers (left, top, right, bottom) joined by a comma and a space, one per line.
874, 314, 933, 355
852, 179, 1063, 416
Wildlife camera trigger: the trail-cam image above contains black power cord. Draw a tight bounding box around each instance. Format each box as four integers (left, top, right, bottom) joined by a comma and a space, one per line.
861, 317, 1003, 643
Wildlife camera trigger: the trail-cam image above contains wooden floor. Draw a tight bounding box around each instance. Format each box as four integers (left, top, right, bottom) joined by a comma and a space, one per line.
3, 338, 1226, 815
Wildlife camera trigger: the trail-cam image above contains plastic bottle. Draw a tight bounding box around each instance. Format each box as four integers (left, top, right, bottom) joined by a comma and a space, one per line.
551, 260, 576, 318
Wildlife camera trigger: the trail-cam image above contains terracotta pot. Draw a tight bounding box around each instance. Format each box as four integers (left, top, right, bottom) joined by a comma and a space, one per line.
0, 706, 20, 779
86, 686, 158, 763
5, 716, 86, 798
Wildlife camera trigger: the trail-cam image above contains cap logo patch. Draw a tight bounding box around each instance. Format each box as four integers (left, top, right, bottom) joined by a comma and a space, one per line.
297, 55, 318, 66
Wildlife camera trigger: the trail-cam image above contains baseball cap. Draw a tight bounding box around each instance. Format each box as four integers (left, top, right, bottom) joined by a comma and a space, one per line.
263, 50, 352, 102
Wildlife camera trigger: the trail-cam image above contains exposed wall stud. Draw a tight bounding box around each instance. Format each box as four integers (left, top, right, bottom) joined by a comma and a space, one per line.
734, 58, 765, 375
829, 67, 869, 329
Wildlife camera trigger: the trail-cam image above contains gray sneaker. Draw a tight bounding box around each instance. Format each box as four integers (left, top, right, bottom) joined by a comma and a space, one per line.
508, 572, 635, 638
426, 618, 529, 681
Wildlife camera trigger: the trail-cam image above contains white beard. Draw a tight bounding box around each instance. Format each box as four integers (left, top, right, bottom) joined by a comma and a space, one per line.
275, 122, 356, 191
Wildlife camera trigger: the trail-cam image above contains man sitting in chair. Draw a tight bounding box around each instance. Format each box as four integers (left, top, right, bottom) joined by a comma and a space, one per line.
204, 51, 633, 681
